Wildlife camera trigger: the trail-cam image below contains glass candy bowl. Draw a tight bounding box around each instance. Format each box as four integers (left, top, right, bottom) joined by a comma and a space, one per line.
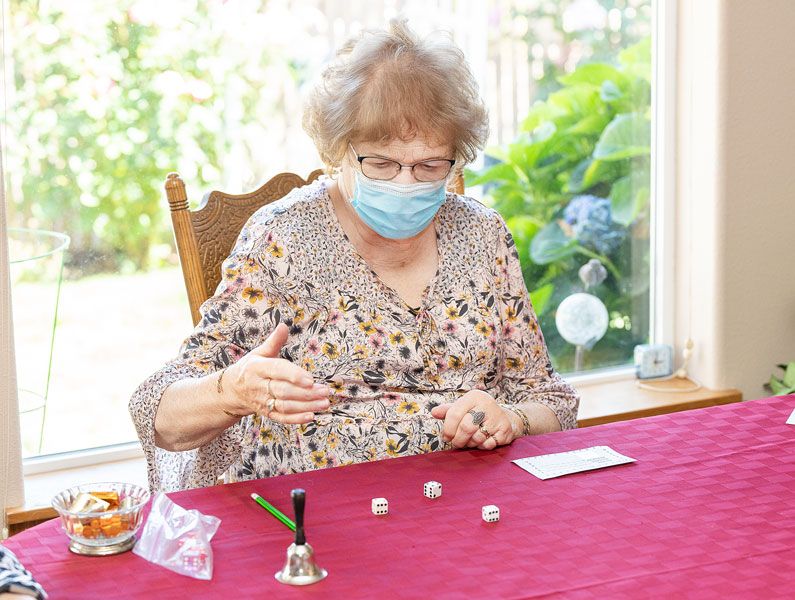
52, 482, 150, 556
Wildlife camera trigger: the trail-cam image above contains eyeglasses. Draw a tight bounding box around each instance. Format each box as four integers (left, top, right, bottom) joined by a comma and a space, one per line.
349, 144, 455, 182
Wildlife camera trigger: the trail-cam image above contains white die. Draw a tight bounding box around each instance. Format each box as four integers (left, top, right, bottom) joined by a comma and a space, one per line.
423, 481, 442, 499
482, 505, 500, 522
371, 497, 388, 515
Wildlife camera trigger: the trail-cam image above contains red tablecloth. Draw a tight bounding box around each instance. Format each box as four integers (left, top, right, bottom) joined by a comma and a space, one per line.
6, 395, 795, 599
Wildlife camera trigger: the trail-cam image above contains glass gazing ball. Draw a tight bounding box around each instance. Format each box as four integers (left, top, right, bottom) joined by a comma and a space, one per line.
555, 293, 608, 348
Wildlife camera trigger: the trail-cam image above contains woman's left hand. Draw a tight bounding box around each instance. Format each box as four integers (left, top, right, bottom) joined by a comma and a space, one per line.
430, 390, 518, 450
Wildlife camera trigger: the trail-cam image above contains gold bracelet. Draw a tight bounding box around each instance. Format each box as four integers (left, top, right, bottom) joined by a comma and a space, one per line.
514, 406, 532, 436
501, 404, 532, 436
217, 368, 248, 420
216, 367, 226, 394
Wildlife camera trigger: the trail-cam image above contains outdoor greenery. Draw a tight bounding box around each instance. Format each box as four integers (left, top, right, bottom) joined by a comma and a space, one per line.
5, 0, 323, 275
765, 362, 795, 396
467, 37, 652, 372
504, 0, 651, 105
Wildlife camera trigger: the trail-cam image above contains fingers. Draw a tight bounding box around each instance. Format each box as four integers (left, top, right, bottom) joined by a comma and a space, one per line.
266, 410, 316, 425
430, 403, 452, 419
228, 331, 329, 421
268, 380, 329, 403
477, 435, 499, 451
264, 397, 330, 415
251, 323, 290, 359
442, 397, 478, 444
475, 419, 511, 450
449, 405, 505, 448
249, 379, 329, 421
462, 420, 498, 448
466, 428, 487, 448
449, 411, 480, 448
254, 356, 315, 387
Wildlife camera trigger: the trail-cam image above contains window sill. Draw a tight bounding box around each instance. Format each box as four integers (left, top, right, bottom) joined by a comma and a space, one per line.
575, 376, 742, 427
6, 376, 742, 536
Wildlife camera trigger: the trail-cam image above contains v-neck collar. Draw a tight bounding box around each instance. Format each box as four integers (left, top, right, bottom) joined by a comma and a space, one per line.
319, 178, 449, 313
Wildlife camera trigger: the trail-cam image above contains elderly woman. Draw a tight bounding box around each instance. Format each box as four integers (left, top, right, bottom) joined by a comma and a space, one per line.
130, 20, 579, 492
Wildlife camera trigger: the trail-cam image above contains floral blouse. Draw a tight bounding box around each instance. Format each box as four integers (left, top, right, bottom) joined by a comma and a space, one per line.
130, 179, 579, 492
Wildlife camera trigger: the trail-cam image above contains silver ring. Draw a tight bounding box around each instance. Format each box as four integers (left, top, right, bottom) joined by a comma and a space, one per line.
468, 409, 485, 427
265, 378, 274, 400
478, 423, 491, 438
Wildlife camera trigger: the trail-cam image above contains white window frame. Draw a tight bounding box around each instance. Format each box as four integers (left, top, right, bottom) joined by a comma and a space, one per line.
23, 442, 144, 476
650, 0, 677, 349
17, 0, 676, 475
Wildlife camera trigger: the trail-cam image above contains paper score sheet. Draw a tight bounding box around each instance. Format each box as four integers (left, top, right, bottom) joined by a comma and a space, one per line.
512, 446, 636, 480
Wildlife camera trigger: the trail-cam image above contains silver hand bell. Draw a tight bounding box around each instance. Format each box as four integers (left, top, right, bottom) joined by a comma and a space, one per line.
274, 488, 328, 586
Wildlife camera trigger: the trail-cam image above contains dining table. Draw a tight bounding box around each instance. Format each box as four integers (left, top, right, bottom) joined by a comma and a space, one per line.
5, 394, 795, 599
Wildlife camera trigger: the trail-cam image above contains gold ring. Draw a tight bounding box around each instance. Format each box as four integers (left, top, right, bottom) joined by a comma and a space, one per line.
478, 424, 491, 438
265, 397, 276, 417
265, 378, 274, 400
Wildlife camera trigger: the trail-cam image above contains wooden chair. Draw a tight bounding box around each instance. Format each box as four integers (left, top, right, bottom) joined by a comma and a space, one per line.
165, 168, 465, 325
165, 170, 323, 325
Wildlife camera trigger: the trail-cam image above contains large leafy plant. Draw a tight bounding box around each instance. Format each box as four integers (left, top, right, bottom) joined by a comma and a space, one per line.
466, 38, 652, 372
765, 362, 795, 396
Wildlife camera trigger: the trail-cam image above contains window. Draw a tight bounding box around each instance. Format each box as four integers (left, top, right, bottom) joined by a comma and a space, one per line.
4, 0, 658, 459
470, 0, 653, 374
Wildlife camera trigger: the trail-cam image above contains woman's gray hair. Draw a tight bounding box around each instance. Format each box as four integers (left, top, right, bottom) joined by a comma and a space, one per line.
303, 19, 489, 168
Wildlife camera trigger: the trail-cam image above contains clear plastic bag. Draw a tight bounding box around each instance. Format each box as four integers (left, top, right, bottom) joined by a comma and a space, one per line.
133, 492, 221, 580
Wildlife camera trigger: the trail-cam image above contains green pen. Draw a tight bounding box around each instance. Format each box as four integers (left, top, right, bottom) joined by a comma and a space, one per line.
250, 493, 296, 532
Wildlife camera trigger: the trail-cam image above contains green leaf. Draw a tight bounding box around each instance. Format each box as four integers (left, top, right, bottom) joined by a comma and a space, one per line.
559, 63, 629, 87
600, 80, 623, 102
541, 86, 604, 123
563, 113, 610, 136
505, 130, 554, 173
609, 174, 650, 226
783, 362, 795, 388
529, 283, 554, 315
618, 78, 652, 112
768, 376, 787, 396
618, 37, 652, 82
465, 162, 520, 187
566, 159, 591, 193
483, 145, 510, 163
530, 121, 557, 143
530, 221, 578, 264
521, 99, 564, 132
577, 159, 624, 191
505, 215, 541, 265
593, 113, 651, 161
492, 191, 531, 219
566, 158, 615, 193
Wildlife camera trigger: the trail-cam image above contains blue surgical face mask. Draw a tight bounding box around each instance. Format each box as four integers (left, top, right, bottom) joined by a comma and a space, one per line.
350, 170, 447, 239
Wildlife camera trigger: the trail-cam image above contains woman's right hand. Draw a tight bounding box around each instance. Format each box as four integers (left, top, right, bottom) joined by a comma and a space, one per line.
222, 323, 330, 424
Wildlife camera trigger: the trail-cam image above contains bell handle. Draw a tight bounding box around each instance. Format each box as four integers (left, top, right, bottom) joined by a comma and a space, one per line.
292, 488, 306, 545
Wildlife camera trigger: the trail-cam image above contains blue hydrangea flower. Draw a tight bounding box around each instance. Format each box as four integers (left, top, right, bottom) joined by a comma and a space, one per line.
563, 195, 625, 255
